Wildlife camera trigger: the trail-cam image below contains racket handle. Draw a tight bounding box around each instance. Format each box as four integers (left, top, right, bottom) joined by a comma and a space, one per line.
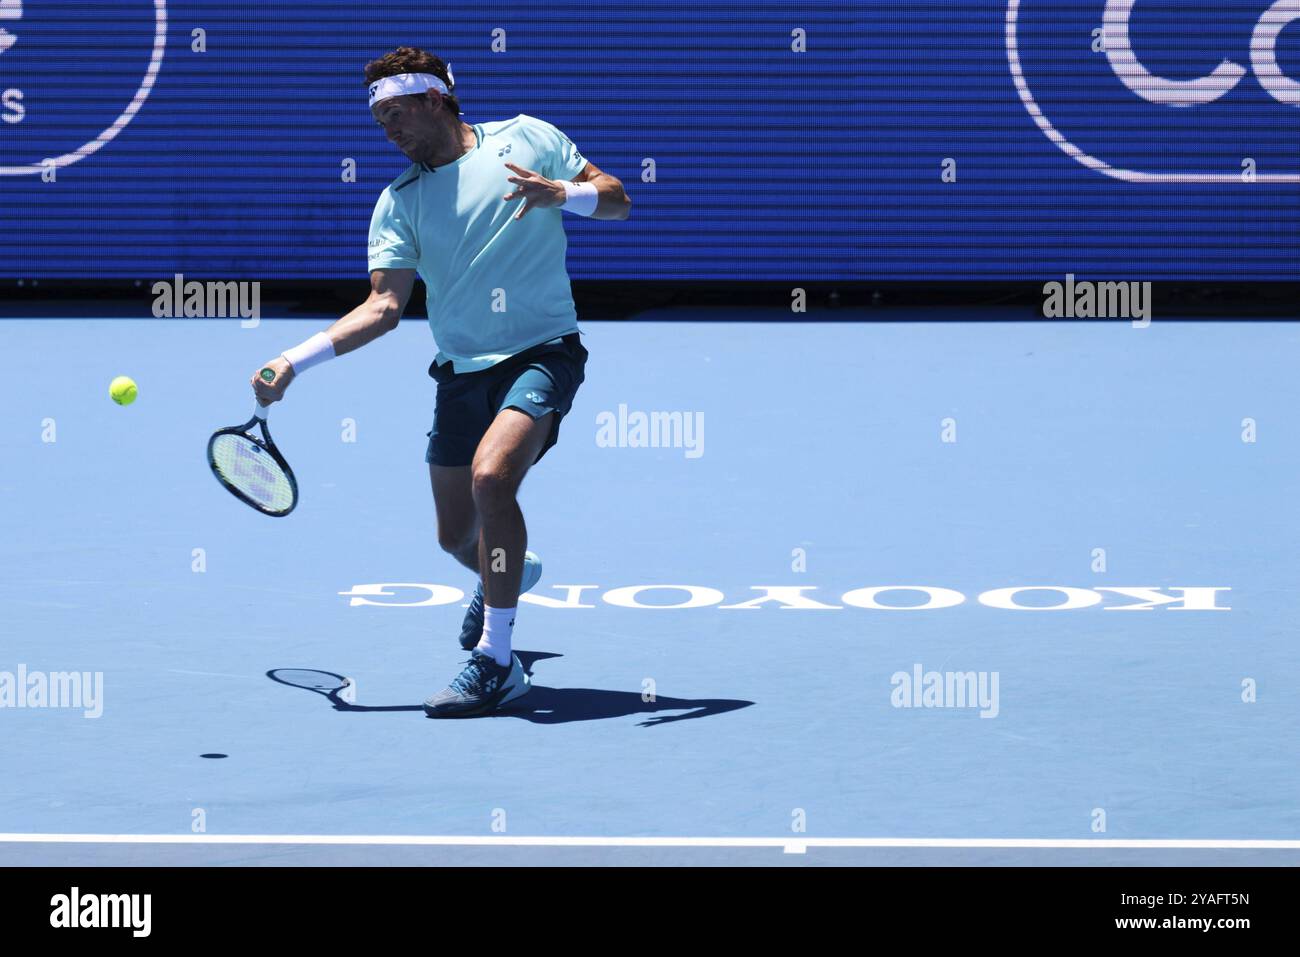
255, 368, 276, 419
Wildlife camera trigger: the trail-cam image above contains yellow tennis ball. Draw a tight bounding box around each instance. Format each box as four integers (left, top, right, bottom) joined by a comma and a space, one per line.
109, 376, 138, 406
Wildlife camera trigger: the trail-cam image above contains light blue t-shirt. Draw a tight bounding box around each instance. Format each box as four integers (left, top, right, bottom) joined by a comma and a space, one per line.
367, 113, 590, 372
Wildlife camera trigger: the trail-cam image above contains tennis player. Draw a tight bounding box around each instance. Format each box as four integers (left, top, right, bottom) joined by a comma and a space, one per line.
251, 47, 631, 718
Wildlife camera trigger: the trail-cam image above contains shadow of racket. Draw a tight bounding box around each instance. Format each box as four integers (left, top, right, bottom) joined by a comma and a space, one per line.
266, 669, 421, 712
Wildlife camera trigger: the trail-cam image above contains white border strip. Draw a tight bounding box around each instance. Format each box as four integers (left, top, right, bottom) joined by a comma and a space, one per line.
1005, 0, 1300, 183
1, 834, 1297, 849
0, 0, 167, 175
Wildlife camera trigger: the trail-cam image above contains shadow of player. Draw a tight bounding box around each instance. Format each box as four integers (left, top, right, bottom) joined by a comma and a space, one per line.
493, 651, 753, 726
266, 652, 753, 726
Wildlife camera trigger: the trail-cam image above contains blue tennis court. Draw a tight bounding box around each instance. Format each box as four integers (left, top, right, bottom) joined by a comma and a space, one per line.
1, 312, 1297, 866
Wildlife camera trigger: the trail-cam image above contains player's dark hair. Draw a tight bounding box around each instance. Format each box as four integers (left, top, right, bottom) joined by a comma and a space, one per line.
364, 47, 461, 118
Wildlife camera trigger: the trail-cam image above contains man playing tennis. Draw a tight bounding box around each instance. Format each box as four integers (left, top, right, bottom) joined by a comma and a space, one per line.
250, 47, 631, 718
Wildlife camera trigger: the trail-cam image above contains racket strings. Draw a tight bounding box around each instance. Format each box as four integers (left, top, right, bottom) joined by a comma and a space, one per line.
210, 433, 294, 512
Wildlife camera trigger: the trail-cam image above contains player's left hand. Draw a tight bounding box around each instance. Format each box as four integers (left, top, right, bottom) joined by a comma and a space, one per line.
503, 162, 565, 220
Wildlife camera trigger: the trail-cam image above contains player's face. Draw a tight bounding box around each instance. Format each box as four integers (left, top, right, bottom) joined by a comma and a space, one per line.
371, 95, 436, 158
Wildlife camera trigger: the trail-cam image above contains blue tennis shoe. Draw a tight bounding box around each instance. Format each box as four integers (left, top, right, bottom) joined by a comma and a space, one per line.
424, 651, 531, 718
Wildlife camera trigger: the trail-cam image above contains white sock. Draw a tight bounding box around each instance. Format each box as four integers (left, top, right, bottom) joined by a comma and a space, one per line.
476, 606, 516, 667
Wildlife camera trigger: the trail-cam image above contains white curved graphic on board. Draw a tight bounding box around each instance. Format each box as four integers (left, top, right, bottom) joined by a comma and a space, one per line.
0, 0, 167, 175
1006, 0, 1300, 183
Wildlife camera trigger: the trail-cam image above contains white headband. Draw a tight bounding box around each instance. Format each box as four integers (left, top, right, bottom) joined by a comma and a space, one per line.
368, 67, 455, 108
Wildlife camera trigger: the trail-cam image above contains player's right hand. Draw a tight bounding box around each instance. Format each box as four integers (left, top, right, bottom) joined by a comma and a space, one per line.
251, 356, 295, 404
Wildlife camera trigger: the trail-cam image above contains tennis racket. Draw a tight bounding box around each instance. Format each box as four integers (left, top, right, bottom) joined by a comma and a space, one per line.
207, 368, 299, 516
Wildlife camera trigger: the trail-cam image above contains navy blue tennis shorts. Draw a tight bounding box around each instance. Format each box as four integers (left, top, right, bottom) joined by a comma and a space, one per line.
425, 333, 588, 467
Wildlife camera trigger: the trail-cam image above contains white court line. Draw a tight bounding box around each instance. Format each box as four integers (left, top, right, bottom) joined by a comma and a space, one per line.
1, 835, 1298, 849
166, 669, 257, 680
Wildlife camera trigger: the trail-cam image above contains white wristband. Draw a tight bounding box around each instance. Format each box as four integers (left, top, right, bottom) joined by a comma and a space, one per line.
281, 331, 336, 373
561, 180, 599, 217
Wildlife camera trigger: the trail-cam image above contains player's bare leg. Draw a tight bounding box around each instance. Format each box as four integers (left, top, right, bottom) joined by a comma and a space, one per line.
471, 408, 553, 608
429, 464, 479, 573
423, 408, 552, 718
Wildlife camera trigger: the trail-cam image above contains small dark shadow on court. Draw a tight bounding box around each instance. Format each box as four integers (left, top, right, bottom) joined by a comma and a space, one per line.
266, 654, 753, 726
